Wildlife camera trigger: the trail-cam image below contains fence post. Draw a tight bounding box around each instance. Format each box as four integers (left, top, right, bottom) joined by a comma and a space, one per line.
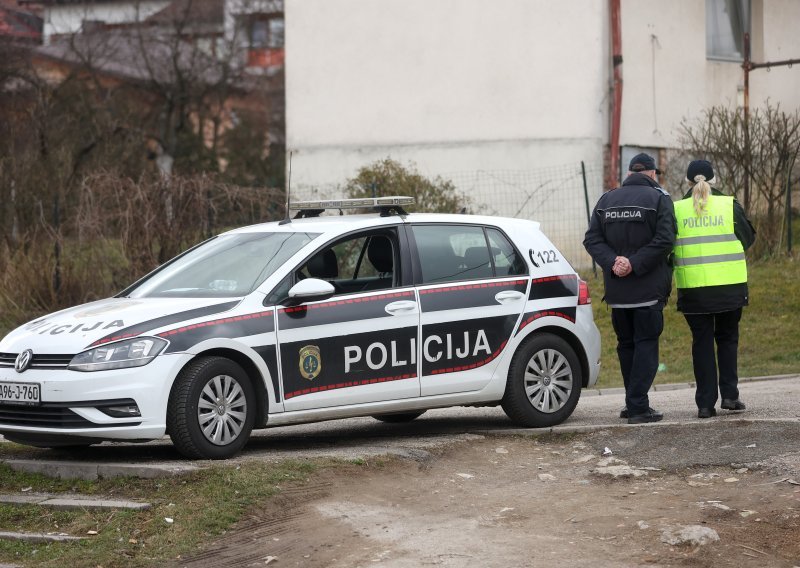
581, 161, 597, 277
788, 172, 793, 255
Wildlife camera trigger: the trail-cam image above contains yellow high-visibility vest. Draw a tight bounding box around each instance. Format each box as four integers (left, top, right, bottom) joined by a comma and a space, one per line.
673, 195, 747, 288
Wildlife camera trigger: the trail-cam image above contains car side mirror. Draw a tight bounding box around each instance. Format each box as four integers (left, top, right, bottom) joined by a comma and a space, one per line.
286, 278, 335, 305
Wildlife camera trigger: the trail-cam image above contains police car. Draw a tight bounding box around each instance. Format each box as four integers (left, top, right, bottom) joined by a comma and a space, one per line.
0, 197, 601, 459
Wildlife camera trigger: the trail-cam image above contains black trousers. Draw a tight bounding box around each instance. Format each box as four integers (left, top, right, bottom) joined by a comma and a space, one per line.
611, 305, 664, 416
684, 308, 742, 409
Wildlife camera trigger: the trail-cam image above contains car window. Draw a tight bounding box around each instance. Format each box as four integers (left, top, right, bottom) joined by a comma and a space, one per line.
412, 225, 496, 284
486, 227, 527, 276
286, 231, 398, 299
126, 232, 319, 298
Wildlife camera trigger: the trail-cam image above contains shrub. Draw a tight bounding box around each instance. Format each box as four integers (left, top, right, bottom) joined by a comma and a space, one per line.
344, 158, 466, 213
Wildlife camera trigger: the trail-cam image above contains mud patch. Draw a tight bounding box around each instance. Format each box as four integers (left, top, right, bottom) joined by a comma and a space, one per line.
180, 423, 800, 567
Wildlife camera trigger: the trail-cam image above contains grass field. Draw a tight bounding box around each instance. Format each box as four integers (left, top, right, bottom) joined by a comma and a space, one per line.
584, 256, 800, 388
0, 458, 338, 567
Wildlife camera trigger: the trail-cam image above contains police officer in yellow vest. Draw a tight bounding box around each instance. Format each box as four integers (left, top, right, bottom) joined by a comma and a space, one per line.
674, 160, 756, 419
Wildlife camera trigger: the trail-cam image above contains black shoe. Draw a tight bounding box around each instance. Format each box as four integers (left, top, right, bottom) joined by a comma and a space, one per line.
698, 407, 717, 419
721, 399, 746, 411
627, 408, 664, 424
620, 406, 658, 419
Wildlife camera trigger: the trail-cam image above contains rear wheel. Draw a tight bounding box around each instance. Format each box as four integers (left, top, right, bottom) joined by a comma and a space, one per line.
501, 333, 582, 428
167, 356, 255, 459
372, 411, 426, 423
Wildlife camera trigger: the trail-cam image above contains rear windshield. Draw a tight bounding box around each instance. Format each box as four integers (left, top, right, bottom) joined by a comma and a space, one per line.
126, 232, 319, 298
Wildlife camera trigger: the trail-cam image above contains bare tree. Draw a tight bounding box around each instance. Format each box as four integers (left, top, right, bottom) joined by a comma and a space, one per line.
677, 103, 800, 256
0, 0, 286, 328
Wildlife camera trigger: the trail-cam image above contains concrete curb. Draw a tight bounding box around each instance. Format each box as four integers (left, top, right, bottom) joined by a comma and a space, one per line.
0, 531, 83, 543
1, 459, 203, 481
0, 494, 151, 510
581, 373, 798, 397
478, 417, 800, 438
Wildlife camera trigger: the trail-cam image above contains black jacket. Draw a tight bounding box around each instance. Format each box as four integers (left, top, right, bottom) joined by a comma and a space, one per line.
675, 188, 756, 314
583, 173, 676, 307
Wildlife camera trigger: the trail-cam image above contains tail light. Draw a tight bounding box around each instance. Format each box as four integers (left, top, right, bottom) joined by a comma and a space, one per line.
578, 279, 591, 305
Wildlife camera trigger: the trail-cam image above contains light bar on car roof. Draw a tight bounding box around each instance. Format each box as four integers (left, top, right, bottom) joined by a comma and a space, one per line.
288, 196, 414, 210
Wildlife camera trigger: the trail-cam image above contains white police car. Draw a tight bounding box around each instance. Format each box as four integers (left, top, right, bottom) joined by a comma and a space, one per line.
0, 198, 600, 459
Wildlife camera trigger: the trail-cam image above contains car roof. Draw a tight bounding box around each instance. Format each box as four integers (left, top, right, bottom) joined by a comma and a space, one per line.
223, 212, 541, 238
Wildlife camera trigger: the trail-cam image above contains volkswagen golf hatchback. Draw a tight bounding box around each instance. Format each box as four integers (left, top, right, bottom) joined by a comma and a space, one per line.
0, 197, 601, 459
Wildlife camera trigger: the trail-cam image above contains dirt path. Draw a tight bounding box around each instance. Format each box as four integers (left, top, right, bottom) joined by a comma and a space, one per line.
181, 423, 800, 567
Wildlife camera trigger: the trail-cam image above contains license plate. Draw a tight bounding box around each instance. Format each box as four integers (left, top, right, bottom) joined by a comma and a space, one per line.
0, 381, 41, 405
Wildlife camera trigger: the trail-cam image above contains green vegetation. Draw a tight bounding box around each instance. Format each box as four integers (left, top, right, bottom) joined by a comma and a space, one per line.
344, 158, 466, 213
0, 459, 325, 567
585, 256, 800, 388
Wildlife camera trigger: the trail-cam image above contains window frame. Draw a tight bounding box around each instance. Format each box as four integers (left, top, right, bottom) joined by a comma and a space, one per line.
705, 0, 750, 62
265, 225, 413, 305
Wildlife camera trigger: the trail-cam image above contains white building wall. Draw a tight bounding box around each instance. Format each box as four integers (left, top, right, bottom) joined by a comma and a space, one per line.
285, 0, 800, 266
619, 0, 800, 150
43, 0, 170, 45
285, 0, 607, 176
749, 0, 800, 110
285, 0, 608, 265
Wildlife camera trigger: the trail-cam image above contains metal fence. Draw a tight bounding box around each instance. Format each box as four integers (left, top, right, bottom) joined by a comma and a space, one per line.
443, 163, 604, 268
293, 162, 604, 269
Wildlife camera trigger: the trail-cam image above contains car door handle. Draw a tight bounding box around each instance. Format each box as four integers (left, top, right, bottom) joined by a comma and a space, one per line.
385, 300, 418, 315
495, 291, 525, 304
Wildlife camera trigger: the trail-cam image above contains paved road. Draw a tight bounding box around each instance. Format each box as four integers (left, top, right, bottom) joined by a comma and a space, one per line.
2, 375, 798, 466
248, 374, 800, 442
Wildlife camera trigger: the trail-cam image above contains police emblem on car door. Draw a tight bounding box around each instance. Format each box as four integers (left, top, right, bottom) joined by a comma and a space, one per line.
299, 345, 321, 380
410, 224, 529, 396
276, 230, 421, 411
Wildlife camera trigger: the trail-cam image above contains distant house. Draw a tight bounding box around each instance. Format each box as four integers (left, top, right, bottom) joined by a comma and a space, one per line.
22, 0, 170, 45
144, 0, 225, 57
0, 0, 42, 44
17, 0, 283, 72
29, 21, 281, 173
5, 0, 284, 174
225, 0, 283, 73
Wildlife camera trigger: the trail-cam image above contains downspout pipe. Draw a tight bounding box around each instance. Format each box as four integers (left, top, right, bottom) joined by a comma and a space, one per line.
608, 0, 623, 189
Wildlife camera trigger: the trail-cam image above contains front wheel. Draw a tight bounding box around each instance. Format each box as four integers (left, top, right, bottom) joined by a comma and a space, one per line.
168, 356, 256, 459
501, 333, 582, 428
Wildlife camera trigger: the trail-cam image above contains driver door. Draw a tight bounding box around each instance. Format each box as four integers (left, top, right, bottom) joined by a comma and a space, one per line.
275, 228, 421, 411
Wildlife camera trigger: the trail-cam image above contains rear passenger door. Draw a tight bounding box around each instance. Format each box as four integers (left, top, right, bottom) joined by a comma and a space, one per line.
409, 224, 529, 396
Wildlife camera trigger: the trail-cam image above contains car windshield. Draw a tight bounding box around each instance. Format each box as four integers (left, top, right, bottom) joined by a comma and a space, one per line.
125, 232, 319, 298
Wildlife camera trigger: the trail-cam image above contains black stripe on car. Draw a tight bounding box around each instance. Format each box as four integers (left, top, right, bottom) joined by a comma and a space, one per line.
421, 314, 518, 376
516, 307, 577, 335
281, 326, 417, 400
88, 301, 240, 347
418, 279, 527, 312
277, 290, 415, 330
528, 275, 578, 300
158, 310, 275, 352
253, 345, 281, 403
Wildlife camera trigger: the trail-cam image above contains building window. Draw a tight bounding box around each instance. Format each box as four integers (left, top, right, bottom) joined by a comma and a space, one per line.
248, 15, 284, 49
706, 0, 750, 61
239, 13, 284, 69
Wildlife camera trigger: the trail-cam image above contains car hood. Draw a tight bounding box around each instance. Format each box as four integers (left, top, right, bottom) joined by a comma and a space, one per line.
0, 297, 241, 354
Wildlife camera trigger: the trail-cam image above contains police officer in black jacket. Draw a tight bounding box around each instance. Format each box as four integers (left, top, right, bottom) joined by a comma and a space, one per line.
583, 153, 677, 424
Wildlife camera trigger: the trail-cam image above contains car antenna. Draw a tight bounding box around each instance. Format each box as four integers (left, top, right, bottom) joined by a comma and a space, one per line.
279, 150, 293, 225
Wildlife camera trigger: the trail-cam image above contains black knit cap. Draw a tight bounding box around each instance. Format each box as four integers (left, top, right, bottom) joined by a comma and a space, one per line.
628, 153, 662, 174
686, 159, 715, 183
